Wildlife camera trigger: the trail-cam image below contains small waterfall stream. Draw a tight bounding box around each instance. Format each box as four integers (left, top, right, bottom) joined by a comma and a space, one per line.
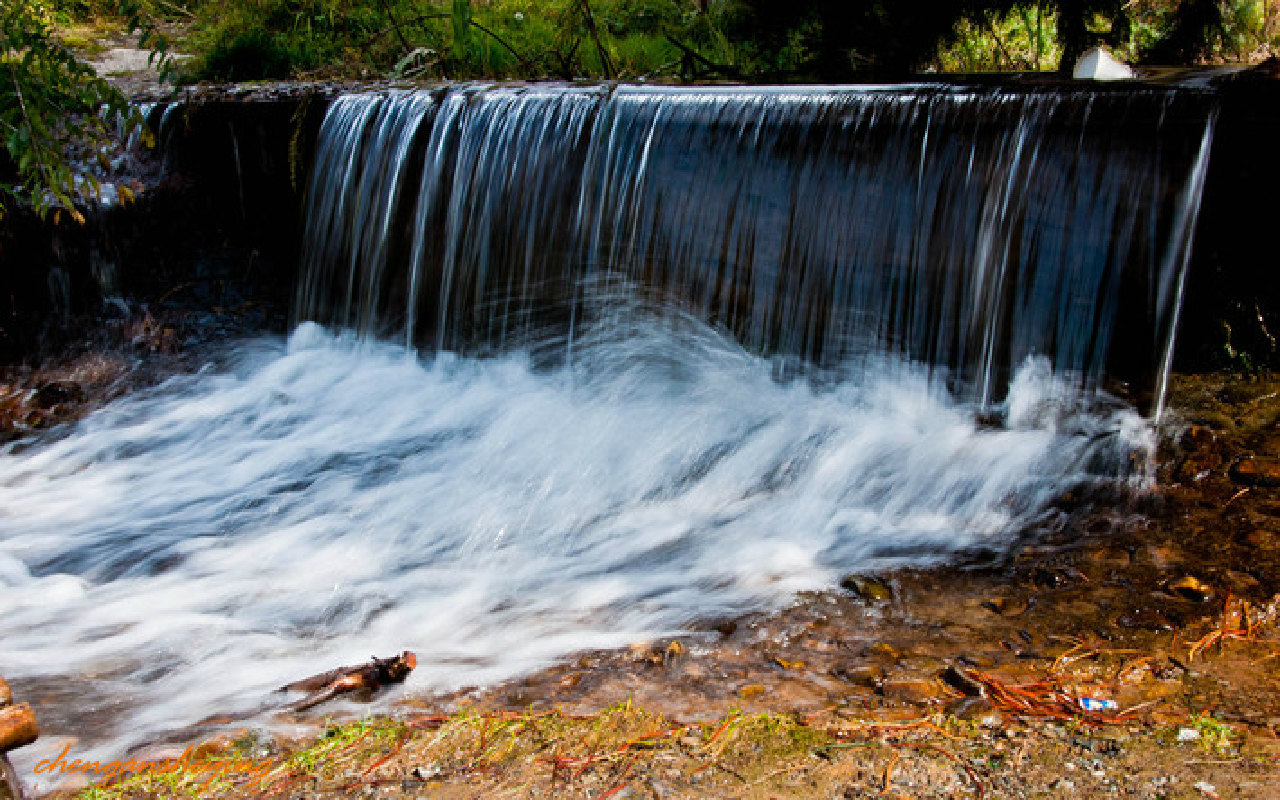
298, 84, 1217, 407
1, 82, 1216, 771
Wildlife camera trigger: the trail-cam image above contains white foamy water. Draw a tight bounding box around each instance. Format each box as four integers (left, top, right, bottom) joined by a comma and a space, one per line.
0, 314, 1151, 766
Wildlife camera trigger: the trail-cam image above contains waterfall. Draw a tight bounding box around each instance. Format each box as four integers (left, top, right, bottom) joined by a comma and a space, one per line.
297, 84, 1217, 408
0, 82, 1219, 770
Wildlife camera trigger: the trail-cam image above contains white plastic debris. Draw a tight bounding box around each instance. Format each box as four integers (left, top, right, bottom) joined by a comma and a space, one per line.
1177, 727, 1201, 741
1073, 46, 1136, 81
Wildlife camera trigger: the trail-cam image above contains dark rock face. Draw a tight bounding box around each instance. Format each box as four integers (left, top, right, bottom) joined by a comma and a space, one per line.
0, 88, 334, 364
1175, 69, 1280, 373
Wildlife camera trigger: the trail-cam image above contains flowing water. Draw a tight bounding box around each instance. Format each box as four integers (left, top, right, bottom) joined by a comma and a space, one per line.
1, 83, 1216, 770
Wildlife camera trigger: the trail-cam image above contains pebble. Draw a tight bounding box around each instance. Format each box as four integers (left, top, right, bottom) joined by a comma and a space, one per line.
840, 575, 893, 603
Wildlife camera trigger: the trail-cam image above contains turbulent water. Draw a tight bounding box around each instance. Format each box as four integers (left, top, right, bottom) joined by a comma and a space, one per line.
0, 83, 1217, 771
2, 313, 1150, 765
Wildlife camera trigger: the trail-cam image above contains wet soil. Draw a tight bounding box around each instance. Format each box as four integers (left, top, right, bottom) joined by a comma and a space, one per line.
0, 298, 284, 445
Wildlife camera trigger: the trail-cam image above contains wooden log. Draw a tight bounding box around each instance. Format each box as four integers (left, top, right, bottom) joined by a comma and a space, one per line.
0, 678, 10, 708
0, 752, 23, 800
0, 705, 38, 753
280, 651, 417, 712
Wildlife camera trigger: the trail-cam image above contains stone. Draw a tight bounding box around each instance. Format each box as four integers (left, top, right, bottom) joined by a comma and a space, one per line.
1229, 457, 1280, 487
1166, 576, 1214, 603
839, 574, 893, 603
1182, 425, 1216, 450
832, 663, 884, 687
31, 381, 84, 409
982, 597, 1028, 617
0, 704, 38, 753
881, 677, 943, 704
948, 696, 1003, 727
1246, 529, 1275, 547
939, 665, 984, 697
1072, 47, 1135, 80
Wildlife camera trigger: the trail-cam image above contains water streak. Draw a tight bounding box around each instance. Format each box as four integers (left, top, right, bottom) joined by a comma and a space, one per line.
298, 84, 1218, 407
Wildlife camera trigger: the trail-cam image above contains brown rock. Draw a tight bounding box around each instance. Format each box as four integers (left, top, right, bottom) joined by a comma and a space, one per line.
1177, 452, 1221, 482
881, 677, 943, 705
948, 696, 1004, 727
1229, 458, 1280, 487
1246, 529, 1275, 548
840, 574, 893, 603
832, 663, 884, 687
1166, 575, 1214, 603
983, 597, 1029, 617
0, 704, 38, 753
32, 381, 84, 409
1087, 547, 1131, 569
940, 666, 984, 697
1182, 425, 1216, 450
0, 679, 9, 708
1139, 544, 1182, 570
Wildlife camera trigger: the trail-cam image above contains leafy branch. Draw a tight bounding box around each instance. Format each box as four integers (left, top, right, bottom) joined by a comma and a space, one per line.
1, 1, 151, 222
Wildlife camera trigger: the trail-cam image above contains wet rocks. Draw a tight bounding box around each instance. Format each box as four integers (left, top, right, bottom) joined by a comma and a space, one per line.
0, 675, 38, 800
939, 665, 984, 697
880, 676, 944, 705
32, 380, 85, 409
1229, 457, 1280, 487
982, 597, 1029, 617
1165, 576, 1215, 603
948, 695, 1003, 727
831, 663, 884, 688
0, 683, 37, 753
839, 575, 892, 603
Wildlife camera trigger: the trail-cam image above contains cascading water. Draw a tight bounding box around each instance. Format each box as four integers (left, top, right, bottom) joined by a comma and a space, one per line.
1, 83, 1216, 775
299, 84, 1216, 407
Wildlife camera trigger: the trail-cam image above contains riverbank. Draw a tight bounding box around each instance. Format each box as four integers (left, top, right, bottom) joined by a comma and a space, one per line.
3, 367, 1266, 798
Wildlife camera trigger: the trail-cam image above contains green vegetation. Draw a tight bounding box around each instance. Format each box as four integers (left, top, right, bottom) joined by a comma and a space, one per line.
0, 1, 148, 221
3, 0, 1278, 221
165, 1, 1280, 83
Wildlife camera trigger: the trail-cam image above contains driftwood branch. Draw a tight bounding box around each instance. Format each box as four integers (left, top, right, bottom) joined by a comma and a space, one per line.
0, 679, 36, 800
279, 651, 417, 712
1, 753, 24, 800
